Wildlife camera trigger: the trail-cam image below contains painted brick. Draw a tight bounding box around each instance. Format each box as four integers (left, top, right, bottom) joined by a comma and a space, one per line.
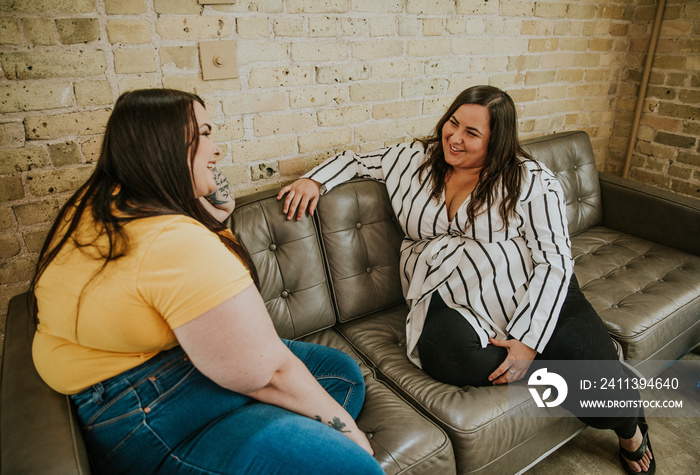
120, 77, 162, 93
308, 16, 338, 37
25, 109, 111, 140
273, 18, 305, 36
470, 56, 509, 73
422, 18, 445, 36
298, 127, 353, 153
446, 17, 467, 34
0, 235, 21, 259
456, 0, 499, 15
529, 38, 559, 53
352, 40, 403, 61
26, 166, 94, 196
229, 136, 296, 163
249, 66, 314, 88
107, 20, 152, 44
352, 0, 403, 13
212, 120, 244, 142
0, 82, 73, 113
654, 132, 696, 149
541, 52, 573, 69
12, 199, 63, 226
407, 0, 452, 15
0, 176, 24, 202
163, 75, 240, 95
1, 51, 106, 79
291, 42, 348, 62
0, 122, 24, 148
156, 17, 233, 40
236, 41, 289, 65
0, 0, 95, 13
369, 17, 396, 36
372, 100, 421, 120
316, 63, 369, 84
253, 112, 315, 136
317, 105, 370, 127
425, 57, 470, 76
114, 49, 157, 74
0, 18, 21, 45
402, 77, 446, 97
81, 137, 102, 163
341, 17, 368, 36
278, 156, 305, 177
223, 91, 288, 115
160, 46, 199, 70
499, 0, 535, 17
209, 0, 284, 14
23, 229, 48, 253
289, 85, 348, 108
371, 60, 422, 80
105, 0, 148, 15
354, 120, 405, 143
349, 82, 400, 102
452, 38, 493, 55
56, 18, 99, 44
0, 258, 35, 285
287, 0, 349, 14
49, 141, 83, 166
251, 161, 278, 181
22, 18, 55, 45
484, 18, 505, 35
237, 17, 270, 38
398, 17, 422, 36
0, 208, 14, 230
153, 0, 203, 14
407, 38, 450, 57
0, 147, 49, 174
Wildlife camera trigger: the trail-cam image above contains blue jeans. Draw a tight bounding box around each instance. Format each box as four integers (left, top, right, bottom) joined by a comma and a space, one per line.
71, 340, 384, 474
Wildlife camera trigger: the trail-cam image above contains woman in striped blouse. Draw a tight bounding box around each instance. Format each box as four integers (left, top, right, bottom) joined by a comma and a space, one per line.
278, 85, 654, 474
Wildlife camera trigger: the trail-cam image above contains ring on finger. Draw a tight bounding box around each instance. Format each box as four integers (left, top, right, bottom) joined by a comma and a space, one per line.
508, 369, 515, 376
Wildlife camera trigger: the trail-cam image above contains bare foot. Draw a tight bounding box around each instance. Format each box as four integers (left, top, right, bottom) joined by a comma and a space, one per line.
618, 425, 653, 473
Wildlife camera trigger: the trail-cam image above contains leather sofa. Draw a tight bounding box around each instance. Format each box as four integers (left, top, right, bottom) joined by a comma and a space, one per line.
3, 130, 700, 474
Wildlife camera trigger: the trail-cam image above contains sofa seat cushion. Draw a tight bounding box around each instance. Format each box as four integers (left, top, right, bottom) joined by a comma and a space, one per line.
336, 306, 584, 475
571, 226, 700, 368
301, 328, 455, 475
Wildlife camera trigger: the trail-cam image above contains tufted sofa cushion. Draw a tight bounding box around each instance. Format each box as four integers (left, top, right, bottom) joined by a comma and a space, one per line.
232, 189, 456, 474
522, 130, 602, 237
315, 180, 405, 323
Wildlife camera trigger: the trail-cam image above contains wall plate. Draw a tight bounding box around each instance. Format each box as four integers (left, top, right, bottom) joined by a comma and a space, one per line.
199, 40, 238, 81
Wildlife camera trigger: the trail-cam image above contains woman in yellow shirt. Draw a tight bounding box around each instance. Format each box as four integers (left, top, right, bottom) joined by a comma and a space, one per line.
29, 88, 381, 475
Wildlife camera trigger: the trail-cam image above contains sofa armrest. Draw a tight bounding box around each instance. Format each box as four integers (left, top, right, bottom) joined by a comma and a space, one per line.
599, 172, 700, 256
1, 293, 91, 474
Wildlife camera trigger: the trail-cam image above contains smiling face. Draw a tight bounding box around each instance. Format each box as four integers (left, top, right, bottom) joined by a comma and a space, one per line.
441, 103, 491, 172
190, 101, 221, 198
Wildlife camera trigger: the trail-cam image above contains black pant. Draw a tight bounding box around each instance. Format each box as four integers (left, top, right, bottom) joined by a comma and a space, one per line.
417, 275, 639, 438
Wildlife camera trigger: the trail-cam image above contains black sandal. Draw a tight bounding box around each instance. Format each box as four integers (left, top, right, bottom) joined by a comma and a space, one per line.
619, 419, 656, 475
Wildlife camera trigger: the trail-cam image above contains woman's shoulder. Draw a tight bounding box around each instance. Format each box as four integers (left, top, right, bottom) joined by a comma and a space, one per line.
518, 158, 563, 201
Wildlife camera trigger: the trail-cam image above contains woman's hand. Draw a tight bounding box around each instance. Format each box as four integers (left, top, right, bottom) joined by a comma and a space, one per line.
487, 337, 537, 385
276, 178, 321, 221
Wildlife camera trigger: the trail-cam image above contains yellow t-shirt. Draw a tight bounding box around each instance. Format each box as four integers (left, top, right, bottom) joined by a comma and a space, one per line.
32, 213, 254, 395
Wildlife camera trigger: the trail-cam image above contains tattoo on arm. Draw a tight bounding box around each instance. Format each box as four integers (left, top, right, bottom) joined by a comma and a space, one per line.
314, 416, 350, 433
204, 165, 234, 207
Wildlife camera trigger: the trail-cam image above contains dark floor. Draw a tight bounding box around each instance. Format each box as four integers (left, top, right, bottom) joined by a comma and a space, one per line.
526, 346, 699, 475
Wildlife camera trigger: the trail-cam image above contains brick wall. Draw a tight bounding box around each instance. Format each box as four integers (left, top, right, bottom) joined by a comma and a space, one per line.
1, 0, 696, 335
608, 0, 700, 196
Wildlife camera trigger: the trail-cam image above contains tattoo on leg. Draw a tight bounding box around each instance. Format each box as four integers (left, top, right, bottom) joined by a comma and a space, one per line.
314, 416, 350, 433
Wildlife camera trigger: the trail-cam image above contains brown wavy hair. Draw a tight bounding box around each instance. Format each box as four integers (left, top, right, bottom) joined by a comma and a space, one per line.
416, 85, 534, 227
29, 89, 259, 322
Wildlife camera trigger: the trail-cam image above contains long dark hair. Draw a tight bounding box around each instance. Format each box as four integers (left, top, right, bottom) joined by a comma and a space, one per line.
28, 88, 259, 322
416, 85, 534, 227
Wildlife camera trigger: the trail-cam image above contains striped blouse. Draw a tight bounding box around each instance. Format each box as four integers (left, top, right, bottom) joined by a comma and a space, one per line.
305, 141, 574, 367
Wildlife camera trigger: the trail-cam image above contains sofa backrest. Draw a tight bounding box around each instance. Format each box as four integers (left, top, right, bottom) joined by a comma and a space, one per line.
315, 179, 405, 323
232, 190, 336, 339
522, 130, 602, 236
